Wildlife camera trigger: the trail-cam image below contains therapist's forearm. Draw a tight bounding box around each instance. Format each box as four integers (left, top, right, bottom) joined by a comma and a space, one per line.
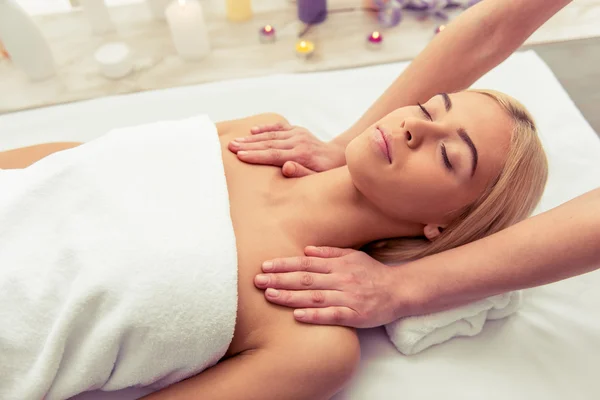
395, 188, 600, 318
331, 0, 572, 149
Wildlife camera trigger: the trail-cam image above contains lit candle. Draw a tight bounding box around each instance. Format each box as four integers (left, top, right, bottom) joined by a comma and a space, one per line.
435, 25, 446, 34
165, 0, 211, 61
366, 31, 383, 50
295, 40, 315, 59
259, 25, 276, 43
226, 0, 252, 22
80, 0, 114, 35
147, 0, 172, 20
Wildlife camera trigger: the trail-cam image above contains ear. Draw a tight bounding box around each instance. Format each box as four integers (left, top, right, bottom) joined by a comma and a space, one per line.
424, 224, 446, 241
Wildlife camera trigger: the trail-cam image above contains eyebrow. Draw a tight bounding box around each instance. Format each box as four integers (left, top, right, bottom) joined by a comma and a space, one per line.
440, 92, 452, 112
458, 128, 478, 177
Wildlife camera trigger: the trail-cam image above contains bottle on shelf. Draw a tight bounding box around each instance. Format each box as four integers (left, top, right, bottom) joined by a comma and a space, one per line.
0, 0, 56, 81
226, 0, 252, 22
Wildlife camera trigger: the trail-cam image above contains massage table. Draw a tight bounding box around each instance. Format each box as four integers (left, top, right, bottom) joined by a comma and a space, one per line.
1, 50, 600, 400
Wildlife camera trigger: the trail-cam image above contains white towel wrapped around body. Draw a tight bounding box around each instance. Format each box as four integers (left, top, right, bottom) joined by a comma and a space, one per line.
0, 116, 238, 399
385, 291, 522, 355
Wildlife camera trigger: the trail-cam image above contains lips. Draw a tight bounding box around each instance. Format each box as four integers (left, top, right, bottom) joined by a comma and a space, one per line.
377, 126, 392, 163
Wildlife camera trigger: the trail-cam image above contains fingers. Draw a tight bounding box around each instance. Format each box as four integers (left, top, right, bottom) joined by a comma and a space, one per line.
229, 140, 294, 154
261, 256, 333, 273
235, 149, 295, 167
263, 288, 347, 309
233, 130, 293, 144
304, 246, 356, 258
250, 122, 292, 134
293, 307, 360, 326
282, 161, 315, 178
254, 271, 339, 290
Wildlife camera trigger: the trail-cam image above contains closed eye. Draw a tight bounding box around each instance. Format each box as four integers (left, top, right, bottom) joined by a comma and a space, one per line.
418, 103, 432, 121
441, 144, 453, 171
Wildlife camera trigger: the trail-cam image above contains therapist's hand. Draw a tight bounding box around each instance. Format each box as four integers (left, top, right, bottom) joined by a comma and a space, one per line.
228, 123, 346, 178
254, 246, 405, 328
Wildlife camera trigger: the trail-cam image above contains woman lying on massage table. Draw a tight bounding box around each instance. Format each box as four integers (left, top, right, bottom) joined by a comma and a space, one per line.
234, 0, 593, 330
0, 87, 546, 400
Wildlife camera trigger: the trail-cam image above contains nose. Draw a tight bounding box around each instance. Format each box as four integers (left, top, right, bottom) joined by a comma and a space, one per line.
402, 118, 444, 150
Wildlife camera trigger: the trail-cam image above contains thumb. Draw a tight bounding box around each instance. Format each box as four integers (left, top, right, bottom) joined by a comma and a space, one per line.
282, 161, 315, 178
305, 246, 356, 258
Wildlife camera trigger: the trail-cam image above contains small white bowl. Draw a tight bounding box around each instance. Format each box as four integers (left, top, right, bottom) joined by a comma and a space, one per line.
94, 42, 133, 79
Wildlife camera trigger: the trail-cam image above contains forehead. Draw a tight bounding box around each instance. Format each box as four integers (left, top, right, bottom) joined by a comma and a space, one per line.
444, 91, 513, 181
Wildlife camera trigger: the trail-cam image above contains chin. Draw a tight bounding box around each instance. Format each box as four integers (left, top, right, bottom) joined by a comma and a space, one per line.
345, 138, 367, 177
346, 139, 379, 200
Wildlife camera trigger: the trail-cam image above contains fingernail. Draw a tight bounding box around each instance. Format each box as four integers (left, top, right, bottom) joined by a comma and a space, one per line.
256, 274, 269, 285
266, 288, 280, 297
236, 137, 247, 142
294, 310, 306, 318
251, 126, 259, 131
230, 141, 239, 148
262, 261, 273, 271
238, 151, 247, 157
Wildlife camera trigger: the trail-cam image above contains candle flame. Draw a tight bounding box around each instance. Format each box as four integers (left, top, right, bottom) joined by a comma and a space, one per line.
265, 25, 272, 32
372, 31, 380, 39
300, 41, 307, 49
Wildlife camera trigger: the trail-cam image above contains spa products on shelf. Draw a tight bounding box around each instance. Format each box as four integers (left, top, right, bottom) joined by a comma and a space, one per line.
226, 0, 252, 22
94, 42, 133, 79
80, 0, 114, 35
147, 0, 172, 20
0, 0, 56, 81
297, 0, 327, 24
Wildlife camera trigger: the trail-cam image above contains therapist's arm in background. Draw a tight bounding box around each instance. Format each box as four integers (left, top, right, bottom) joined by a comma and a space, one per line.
256, 188, 600, 328
229, 0, 572, 178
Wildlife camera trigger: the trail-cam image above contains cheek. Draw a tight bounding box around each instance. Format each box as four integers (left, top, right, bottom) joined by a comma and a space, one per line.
386, 161, 467, 221
348, 138, 477, 222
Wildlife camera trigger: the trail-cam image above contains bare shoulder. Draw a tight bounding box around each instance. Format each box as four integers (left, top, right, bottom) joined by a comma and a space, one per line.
216, 113, 289, 139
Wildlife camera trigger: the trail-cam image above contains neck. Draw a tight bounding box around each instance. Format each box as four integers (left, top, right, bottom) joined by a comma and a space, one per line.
274, 167, 423, 250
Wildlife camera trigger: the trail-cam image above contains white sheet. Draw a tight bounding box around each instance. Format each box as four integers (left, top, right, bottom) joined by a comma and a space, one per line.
2, 50, 600, 400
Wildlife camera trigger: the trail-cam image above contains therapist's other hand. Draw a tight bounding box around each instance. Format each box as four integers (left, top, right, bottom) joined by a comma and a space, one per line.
254, 246, 401, 328
228, 123, 345, 178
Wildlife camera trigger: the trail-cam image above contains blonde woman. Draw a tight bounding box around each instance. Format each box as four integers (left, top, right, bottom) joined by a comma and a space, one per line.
0, 88, 546, 399
234, 0, 587, 330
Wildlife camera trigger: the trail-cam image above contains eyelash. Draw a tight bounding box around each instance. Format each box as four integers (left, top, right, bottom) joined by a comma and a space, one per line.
418, 103, 432, 121
441, 144, 453, 171
418, 103, 452, 171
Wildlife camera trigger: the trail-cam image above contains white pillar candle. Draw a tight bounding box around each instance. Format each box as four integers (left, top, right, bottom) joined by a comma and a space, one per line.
147, 0, 172, 20
165, 0, 211, 61
80, 0, 114, 35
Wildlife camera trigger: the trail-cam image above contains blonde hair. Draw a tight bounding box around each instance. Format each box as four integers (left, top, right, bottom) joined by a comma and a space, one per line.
364, 89, 548, 263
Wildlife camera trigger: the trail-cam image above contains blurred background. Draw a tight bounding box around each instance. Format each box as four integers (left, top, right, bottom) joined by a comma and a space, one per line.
1, 0, 599, 130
